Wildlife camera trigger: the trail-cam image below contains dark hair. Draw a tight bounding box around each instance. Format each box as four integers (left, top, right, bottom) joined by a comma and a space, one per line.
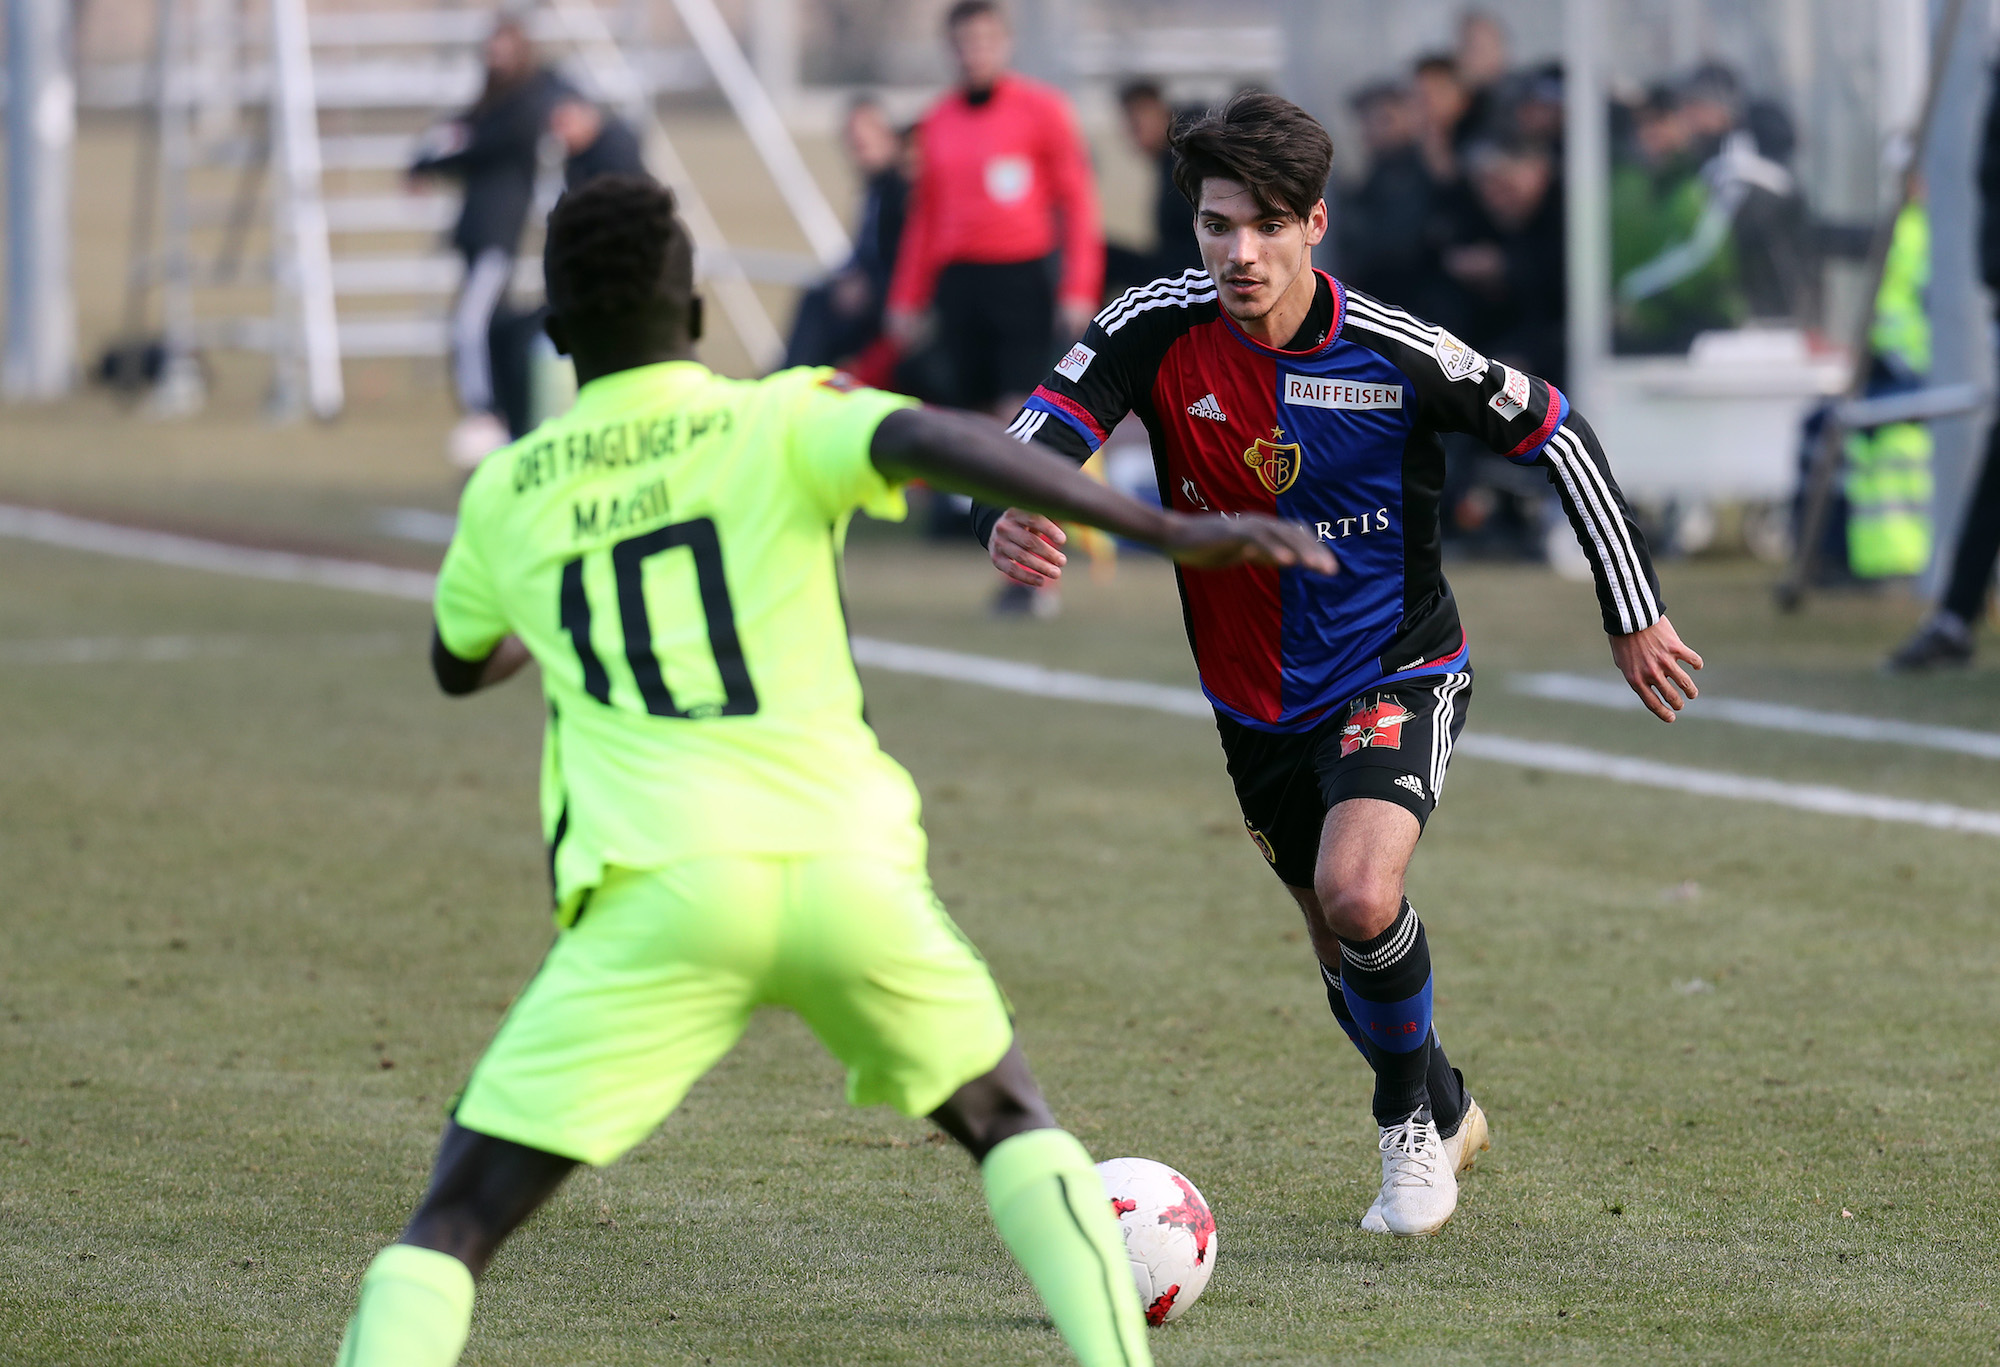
1681, 60, 1742, 108
1638, 82, 1681, 119
543, 175, 693, 330
1118, 78, 1165, 107
944, 0, 1000, 30
1413, 53, 1459, 81
1349, 80, 1407, 114
1170, 90, 1332, 222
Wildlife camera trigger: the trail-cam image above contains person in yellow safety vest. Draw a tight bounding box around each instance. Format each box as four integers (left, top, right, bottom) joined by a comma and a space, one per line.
1844, 200, 1934, 579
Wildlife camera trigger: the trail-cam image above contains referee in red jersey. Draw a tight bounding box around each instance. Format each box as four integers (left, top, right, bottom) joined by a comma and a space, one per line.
886, 1, 1104, 415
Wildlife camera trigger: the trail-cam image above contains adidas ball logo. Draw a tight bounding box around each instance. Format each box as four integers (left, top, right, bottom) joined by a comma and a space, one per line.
1187, 393, 1228, 422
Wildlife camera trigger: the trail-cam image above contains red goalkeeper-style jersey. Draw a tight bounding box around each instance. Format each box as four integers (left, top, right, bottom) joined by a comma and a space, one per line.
887, 73, 1104, 315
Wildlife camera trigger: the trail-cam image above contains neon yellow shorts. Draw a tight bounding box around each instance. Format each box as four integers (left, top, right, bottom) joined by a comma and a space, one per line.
452, 854, 1014, 1166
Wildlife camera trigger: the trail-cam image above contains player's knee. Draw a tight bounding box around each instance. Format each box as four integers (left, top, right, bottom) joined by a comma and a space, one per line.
931, 1043, 1057, 1162
1315, 871, 1402, 943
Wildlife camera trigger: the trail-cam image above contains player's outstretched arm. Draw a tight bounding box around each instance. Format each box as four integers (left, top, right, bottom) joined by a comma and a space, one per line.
871, 407, 1336, 574
1610, 616, 1703, 723
431, 629, 533, 697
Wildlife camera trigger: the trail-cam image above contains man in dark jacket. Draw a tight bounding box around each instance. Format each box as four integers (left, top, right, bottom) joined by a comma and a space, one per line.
409, 19, 565, 466
783, 96, 910, 371
1888, 63, 2000, 668
551, 97, 648, 191
1104, 80, 1201, 295
1338, 81, 1437, 310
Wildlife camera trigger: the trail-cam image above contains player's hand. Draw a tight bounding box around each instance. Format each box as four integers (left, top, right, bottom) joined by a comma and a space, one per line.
1610, 616, 1703, 722
989, 509, 1068, 587
1160, 513, 1337, 574
885, 307, 926, 351
1058, 300, 1097, 343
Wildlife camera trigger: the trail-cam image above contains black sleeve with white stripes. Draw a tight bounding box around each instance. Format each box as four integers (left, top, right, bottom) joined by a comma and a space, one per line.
1534, 413, 1664, 636
1337, 287, 1663, 637
971, 269, 1211, 548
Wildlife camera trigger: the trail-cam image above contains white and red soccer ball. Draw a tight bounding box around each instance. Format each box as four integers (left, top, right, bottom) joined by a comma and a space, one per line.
1095, 1157, 1218, 1325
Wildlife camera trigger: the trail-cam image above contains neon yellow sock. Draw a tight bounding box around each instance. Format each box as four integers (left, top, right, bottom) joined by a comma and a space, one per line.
982, 1129, 1152, 1367
334, 1244, 476, 1367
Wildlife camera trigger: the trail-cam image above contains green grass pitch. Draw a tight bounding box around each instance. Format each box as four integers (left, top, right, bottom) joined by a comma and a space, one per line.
2, 526, 1997, 1365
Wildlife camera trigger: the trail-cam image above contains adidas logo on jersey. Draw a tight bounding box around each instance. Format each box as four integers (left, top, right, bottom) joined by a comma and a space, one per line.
1187, 393, 1228, 422
1395, 774, 1427, 799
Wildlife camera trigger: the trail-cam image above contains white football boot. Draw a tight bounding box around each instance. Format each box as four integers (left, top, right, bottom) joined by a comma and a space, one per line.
1446, 1096, 1491, 1174
1362, 1096, 1488, 1232
1357, 1107, 1461, 1236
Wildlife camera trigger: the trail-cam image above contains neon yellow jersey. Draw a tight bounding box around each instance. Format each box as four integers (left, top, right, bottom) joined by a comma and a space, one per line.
434, 361, 922, 921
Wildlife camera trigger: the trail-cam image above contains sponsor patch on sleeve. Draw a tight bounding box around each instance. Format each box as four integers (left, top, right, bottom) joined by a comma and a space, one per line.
1433, 330, 1488, 383
817, 370, 862, 392
1487, 364, 1531, 420
1054, 342, 1097, 382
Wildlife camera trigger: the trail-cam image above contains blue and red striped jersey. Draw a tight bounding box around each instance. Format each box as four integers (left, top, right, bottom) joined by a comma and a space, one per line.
979, 270, 1662, 733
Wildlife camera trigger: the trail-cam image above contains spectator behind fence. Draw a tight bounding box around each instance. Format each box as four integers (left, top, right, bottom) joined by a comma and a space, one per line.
784, 97, 911, 375
1103, 79, 1202, 296
476, 97, 651, 443
408, 18, 567, 469
886, 0, 1104, 416
1338, 81, 1436, 310
1454, 10, 1512, 149
1444, 136, 1566, 385
1679, 61, 1742, 163
1610, 83, 1744, 353
551, 97, 647, 191
1412, 53, 1471, 186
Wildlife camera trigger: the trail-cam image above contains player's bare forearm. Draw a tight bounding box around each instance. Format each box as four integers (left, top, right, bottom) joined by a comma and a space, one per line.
431, 629, 532, 697
1610, 616, 1703, 723
873, 407, 1173, 543
870, 407, 1335, 575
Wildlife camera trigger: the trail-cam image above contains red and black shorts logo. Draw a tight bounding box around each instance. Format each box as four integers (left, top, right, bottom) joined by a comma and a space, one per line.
1339, 694, 1418, 758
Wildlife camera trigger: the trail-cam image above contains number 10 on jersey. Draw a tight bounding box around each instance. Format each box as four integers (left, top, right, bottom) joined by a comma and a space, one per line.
559, 517, 759, 719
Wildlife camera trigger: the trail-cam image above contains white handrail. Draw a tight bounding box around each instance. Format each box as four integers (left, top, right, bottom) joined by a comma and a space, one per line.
268, 0, 343, 418
548, 0, 784, 369
666, 0, 849, 269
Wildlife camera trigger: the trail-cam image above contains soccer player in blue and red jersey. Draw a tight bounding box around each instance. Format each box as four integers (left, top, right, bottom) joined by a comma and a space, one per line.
975, 93, 1705, 1236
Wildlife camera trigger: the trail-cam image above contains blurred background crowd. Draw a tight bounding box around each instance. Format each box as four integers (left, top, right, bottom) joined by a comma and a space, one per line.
14, 0, 2000, 662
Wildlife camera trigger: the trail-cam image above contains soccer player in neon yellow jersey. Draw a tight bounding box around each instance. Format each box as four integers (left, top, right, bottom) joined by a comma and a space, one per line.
333, 175, 1332, 1367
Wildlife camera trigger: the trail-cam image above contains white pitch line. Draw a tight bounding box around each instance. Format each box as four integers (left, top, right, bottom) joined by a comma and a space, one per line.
1511, 670, 2000, 761
7, 501, 2000, 839
1456, 734, 2000, 838
0, 633, 417, 665
0, 504, 436, 602
847, 637, 1214, 717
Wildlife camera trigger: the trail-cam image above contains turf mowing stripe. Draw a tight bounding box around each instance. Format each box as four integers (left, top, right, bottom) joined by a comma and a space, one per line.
1511, 670, 2000, 760
8, 502, 2000, 838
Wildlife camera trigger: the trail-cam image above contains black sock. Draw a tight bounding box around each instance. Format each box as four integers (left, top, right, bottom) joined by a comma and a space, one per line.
1321, 957, 1467, 1134
1336, 900, 1435, 1126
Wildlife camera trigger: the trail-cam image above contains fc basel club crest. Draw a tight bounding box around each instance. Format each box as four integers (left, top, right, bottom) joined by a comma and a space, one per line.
1340, 695, 1418, 757
1243, 427, 1303, 495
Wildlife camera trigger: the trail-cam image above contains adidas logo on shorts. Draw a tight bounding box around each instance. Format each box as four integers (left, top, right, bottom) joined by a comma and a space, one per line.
1395, 774, 1426, 799
1187, 393, 1228, 422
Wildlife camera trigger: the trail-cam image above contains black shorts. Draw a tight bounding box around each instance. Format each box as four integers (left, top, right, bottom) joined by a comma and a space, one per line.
933, 256, 1058, 410
1214, 670, 1473, 889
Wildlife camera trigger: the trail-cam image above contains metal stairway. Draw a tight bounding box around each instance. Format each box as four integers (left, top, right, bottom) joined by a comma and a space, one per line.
122, 0, 847, 420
